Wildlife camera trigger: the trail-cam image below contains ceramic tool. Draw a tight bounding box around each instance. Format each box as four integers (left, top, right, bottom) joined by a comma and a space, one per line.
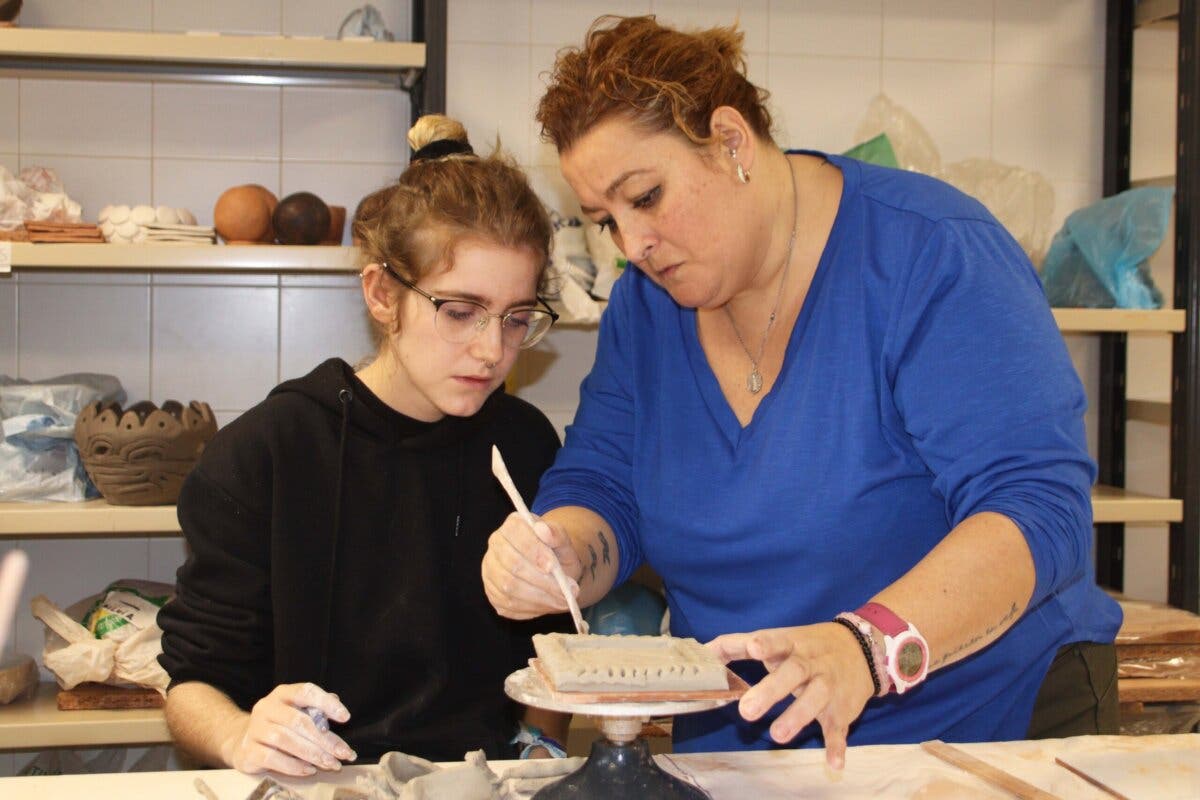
0, 549, 29, 651
491, 445, 589, 635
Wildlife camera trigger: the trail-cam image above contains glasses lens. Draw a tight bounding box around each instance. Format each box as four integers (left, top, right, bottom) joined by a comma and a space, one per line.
511, 311, 554, 349
435, 301, 487, 343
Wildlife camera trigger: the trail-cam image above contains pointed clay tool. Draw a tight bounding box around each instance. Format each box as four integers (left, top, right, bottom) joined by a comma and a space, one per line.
491, 445, 589, 634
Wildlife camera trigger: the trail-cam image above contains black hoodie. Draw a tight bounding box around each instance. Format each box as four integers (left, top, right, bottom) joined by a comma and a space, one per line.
158, 358, 568, 762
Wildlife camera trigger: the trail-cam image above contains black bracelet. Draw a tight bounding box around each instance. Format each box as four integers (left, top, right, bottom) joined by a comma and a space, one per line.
832, 615, 882, 697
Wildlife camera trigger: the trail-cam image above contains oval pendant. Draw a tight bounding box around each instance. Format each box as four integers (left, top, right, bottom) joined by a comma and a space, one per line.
747, 369, 763, 394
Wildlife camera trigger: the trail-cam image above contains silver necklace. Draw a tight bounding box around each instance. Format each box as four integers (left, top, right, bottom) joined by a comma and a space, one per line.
724, 157, 800, 394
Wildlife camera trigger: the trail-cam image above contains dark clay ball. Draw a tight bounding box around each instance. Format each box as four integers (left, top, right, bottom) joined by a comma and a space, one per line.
273, 192, 332, 245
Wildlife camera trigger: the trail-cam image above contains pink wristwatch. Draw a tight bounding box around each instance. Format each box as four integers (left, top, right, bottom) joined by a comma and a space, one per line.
855, 602, 930, 695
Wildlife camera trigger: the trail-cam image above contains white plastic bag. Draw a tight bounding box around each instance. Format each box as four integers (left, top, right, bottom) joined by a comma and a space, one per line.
31, 579, 173, 694
0, 373, 125, 502
853, 94, 1056, 266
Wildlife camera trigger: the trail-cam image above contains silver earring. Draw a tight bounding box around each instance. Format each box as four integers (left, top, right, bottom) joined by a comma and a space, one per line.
730, 147, 749, 183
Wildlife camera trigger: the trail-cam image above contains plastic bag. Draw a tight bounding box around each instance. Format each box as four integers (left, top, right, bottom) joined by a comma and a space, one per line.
0, 372, 125, 502
31, 579, 173, 694
1040, 187, 1172, 309
851, 94, 1056, 265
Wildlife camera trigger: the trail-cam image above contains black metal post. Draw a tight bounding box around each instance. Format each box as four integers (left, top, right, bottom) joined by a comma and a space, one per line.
1170, 0, 1200, 612
411, 0, 447, 123
1096, 0, 1134, 591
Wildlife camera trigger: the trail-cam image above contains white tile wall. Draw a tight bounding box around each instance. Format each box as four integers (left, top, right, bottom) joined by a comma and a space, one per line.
20, 80, 152, 158
16, 1, 153, 31
153, 85, 282, 161
0, 278, 15, 376
0, 79, 17, 154
1, 0, 1161, 773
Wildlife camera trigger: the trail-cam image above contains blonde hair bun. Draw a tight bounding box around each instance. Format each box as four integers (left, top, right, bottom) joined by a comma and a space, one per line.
407, 114, 469, 151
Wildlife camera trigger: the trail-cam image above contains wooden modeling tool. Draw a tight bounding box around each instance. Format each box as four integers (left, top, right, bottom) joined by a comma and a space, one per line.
0, 549, 29, 651
921, 740, 1063, 800
491, 445, 589, 634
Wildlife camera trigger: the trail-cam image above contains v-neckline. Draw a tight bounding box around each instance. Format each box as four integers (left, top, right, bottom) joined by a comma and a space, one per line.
681, 151, 853, 448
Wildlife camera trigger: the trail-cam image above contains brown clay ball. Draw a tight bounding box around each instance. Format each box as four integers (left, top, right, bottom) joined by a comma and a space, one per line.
273, 192, 331, 246
214, 184, 277, 244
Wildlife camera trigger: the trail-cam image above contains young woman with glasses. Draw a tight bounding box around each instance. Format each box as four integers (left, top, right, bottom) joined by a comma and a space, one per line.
157, 114, 570, 777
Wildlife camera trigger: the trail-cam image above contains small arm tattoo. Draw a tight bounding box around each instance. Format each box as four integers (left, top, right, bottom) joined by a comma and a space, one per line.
931, 602, 1020, 669
586, 543, 598, 581
599, 531, 611, 564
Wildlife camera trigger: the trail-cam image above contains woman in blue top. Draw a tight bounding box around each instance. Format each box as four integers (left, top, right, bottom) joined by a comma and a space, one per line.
482, 15, 1122, 768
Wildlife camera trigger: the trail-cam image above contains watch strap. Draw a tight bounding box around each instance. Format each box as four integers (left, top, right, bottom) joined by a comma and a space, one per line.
854, 601, 910, 638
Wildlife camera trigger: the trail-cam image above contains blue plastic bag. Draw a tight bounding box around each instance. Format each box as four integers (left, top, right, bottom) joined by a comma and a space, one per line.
1040, 187, 1173, 309
0, 373, 125, 502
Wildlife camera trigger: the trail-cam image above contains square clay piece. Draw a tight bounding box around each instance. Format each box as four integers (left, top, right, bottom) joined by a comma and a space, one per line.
533, 633, 728, 692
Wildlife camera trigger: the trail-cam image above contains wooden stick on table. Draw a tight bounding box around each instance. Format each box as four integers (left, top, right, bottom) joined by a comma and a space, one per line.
921, 740, 1063, 800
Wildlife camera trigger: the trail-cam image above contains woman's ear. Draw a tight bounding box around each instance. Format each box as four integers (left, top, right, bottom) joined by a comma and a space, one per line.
709, 106, 757, 178
361, 263, 398, 328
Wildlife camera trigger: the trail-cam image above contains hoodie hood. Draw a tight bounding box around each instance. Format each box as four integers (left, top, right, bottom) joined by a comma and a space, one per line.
269, 358, 502, 449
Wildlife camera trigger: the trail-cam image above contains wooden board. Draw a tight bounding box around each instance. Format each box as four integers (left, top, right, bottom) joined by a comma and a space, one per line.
1118, 677, 1200, 703
56, 682, 164, 710
531, 658, 749, 703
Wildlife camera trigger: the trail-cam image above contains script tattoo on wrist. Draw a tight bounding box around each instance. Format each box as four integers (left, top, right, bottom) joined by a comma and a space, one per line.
931, 602, 1019, 669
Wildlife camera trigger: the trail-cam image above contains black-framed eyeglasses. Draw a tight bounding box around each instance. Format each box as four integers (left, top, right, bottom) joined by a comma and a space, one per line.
379, 262, 559, 350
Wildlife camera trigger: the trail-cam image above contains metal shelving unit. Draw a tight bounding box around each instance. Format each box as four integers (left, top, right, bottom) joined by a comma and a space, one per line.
1099, 0, 1199, 612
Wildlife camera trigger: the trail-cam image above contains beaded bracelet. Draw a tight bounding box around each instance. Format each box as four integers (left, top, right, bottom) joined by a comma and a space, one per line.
832, 615, 882, 697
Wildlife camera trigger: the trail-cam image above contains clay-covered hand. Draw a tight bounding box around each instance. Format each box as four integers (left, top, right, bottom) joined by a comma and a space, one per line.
707, 623, 875, 770
482, 512, 583, 620
222, 682, 356, 777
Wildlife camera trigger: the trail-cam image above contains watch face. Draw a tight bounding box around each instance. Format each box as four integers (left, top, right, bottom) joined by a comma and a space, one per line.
897, 640, 926, 679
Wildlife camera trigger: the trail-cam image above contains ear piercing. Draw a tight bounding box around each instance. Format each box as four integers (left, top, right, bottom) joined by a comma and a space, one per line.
729, 148, 750, 183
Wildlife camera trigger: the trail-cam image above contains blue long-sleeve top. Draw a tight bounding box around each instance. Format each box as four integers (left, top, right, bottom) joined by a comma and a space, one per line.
532, 153, 1122, 752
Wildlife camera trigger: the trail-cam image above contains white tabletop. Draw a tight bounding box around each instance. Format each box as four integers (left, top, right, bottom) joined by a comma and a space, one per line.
0, 733, 1196, 799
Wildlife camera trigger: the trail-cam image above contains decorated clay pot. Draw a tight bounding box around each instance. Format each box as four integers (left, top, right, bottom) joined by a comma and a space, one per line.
273, 191, 331, 245
75, 400, 217, 506
214, 184, 277, 244
322, 205, 346, 245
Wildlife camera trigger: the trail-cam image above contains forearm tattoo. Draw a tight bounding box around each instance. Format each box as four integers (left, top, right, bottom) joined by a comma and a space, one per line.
581, 531, 611, 585
931, 602, 1020, 669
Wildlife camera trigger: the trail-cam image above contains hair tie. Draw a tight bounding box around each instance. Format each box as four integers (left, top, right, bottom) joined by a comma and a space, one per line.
410, 139, 474, 163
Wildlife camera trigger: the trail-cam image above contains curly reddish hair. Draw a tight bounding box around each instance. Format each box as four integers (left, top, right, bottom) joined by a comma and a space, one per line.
536, 15, 774, 152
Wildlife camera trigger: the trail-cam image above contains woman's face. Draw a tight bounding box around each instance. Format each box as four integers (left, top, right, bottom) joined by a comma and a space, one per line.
388, 240, 541, 421
560, 115, 746, 309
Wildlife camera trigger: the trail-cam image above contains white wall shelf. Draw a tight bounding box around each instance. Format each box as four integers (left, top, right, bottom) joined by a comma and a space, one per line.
1051, 308, 1185, 333
0, 684, 169, 750
2, 487, 1180, 539
5, 243, 359, 273
0, 27, 424, 88
0, 500, 180, 537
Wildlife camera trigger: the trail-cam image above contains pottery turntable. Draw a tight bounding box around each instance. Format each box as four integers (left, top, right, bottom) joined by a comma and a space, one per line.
505, 634, 749, 800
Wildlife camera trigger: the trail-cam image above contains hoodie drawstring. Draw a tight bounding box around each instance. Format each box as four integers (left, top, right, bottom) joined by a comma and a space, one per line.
316, 387, 354, 682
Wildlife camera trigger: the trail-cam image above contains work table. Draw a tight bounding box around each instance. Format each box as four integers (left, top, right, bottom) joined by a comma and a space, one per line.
0, 733, 1196, 799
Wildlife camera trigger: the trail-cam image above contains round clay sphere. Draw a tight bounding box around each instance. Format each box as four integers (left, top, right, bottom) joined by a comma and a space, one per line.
214, 184, 278, 244
273, 192, 331, 246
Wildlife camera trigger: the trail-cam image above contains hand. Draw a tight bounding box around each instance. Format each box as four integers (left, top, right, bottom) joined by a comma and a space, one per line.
482, 512, 583, 620
707, 623, 875, 770
221, 682, 356, 777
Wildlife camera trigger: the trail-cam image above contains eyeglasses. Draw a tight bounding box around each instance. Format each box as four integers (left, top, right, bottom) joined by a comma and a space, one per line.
379, 262, 559, 350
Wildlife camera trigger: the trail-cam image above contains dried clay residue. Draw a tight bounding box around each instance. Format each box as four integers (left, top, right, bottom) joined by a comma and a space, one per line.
910, 777, 1005, 799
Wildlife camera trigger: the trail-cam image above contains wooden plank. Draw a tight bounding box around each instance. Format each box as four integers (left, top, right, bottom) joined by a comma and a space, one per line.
57, 683, 164, 711
1118, 677, 1200, 702
1092, 485, 1183, 523
9, 242, 360, 272
920, 740, 1062, 800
